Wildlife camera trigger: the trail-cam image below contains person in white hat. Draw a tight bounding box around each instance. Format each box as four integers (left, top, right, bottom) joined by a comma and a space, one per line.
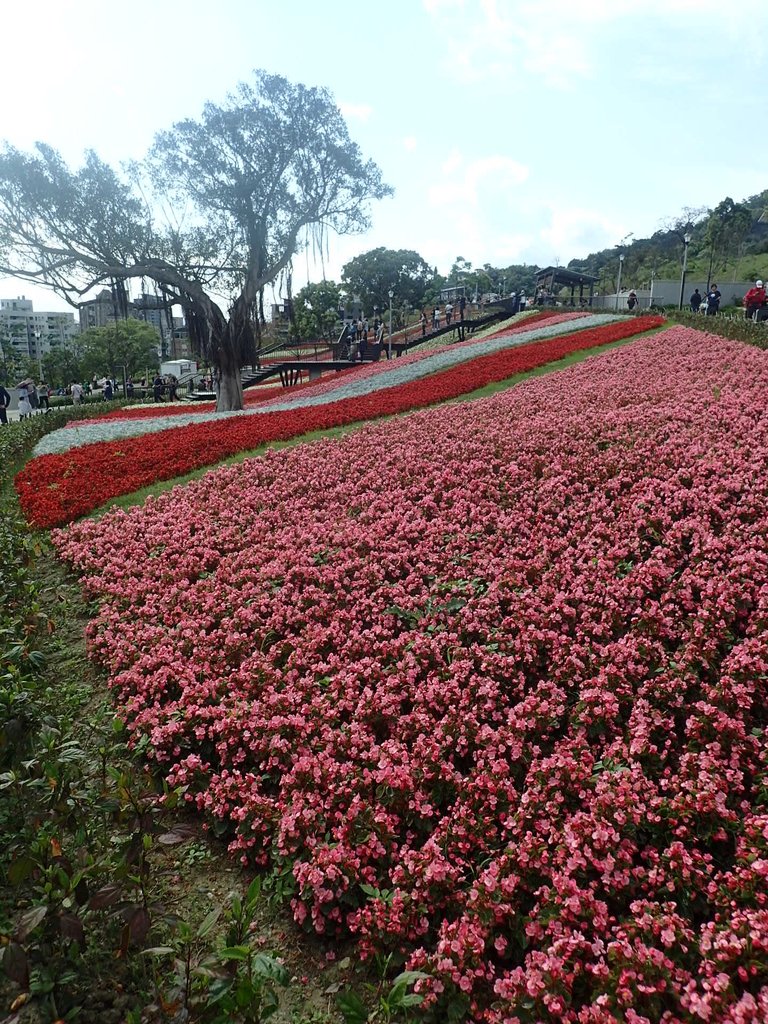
744, 279, 767, 320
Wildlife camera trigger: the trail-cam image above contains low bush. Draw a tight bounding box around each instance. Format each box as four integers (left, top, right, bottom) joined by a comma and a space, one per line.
666, 309, 768, 348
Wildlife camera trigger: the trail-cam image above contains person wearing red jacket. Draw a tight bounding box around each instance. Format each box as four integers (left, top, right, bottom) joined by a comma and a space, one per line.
744, 279, 766, 320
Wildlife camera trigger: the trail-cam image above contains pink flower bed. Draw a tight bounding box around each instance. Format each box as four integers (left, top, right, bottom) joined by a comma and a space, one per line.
53, 325, 768, 1021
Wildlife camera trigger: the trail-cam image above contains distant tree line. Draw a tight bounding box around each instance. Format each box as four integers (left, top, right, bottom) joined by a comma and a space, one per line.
568, 191, 768, 297
0, 319, 161, 390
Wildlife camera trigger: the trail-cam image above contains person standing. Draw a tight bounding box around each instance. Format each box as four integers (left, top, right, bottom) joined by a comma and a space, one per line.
103, 378, 114, 401
627, 291, 638, 311
689, 288, 702, 312
706, 283, 721, 315
70, 381, 83, 406
432, 307, 440, 330
743, 280, 766, 320
0, 384, 10, 425
18, 386, 32, 419
25, 379, 38, 413
37, 381, 50, 411
445, 301, 453, 324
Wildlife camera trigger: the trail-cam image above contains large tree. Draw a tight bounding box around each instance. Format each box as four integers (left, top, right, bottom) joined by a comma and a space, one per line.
341, 247, 433, 313
0, 72, 391, 410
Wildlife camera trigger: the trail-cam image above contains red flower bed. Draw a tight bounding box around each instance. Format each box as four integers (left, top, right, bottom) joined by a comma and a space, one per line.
17, 316, 662, 528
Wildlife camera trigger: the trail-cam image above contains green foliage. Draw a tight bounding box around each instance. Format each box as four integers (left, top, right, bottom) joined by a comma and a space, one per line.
666, 310, 768, 349
0, 328, 37, 388
141, 877, 289, 1023
341, 248, 434, 313
292, 280, 343, 342
337, 965, 428, 1023
77, 319, 161, 381
41, 345, 83, 390
568, 191, 768, 297
0, 411, 293, 1021
704, 197, 752, 268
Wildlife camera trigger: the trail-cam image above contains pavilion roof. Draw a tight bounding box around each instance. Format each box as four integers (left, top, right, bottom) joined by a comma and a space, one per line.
535, 267, 599, 287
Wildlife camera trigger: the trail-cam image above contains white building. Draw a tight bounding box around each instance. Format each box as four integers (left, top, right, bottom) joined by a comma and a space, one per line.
0, 296, 79, 371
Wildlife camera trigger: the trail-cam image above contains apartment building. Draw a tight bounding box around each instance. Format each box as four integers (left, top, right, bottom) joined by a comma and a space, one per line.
0, 296, 79, 368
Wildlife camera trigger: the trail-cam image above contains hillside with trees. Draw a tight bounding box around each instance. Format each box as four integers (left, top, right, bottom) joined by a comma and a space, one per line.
568, 190, 768, 297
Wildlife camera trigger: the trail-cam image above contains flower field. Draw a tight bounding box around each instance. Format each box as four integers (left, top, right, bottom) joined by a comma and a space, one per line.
52, 324, 768, 1021
17, 314, 660, 528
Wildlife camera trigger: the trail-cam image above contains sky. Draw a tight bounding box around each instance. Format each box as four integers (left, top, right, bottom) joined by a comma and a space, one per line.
1, 0, 766, 313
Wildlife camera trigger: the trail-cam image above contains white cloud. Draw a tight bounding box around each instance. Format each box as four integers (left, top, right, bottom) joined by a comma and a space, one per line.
422, 0, 764, 87
422, 0, 465, 11
428, 152, 528, 208
338, 102, 373, 122
402, 135, 418, 152
441, 149, 463, 176
539, 205, 626, 262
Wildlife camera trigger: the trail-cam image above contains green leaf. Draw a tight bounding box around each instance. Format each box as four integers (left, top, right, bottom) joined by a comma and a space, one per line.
246, 876, 262, 905
392, 969, 428, 986
252, 953, 289, 985
399, 992, 424, 1007
219, 945, 251, 961
196, 905, 223, 939
7, 855, 34, 885
336, 989, 368, 1024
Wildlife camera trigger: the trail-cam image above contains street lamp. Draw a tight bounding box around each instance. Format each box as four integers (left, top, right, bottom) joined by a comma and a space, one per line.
33, 331, 43, 380
678, 233, 691, 311
117, 363, 129, 398
614, 254, 625, 311
388, 289, 394, 360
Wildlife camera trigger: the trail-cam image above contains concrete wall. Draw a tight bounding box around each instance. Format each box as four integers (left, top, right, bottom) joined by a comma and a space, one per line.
591, 280, 755, 310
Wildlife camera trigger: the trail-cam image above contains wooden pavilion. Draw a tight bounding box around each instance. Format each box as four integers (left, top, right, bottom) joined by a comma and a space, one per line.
535, 267, 599, 307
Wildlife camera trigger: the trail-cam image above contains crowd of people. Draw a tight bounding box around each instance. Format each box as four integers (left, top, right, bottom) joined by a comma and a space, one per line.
337, 296, 473, 361
1, 379, 53, 423
0, 370, 190, 423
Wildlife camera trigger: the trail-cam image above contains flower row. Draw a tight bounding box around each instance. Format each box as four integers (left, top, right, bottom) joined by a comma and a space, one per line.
36, 311, 602, 455
89, 310, 563, 425
53, 325, 768, 1020
18, 316, 661, 528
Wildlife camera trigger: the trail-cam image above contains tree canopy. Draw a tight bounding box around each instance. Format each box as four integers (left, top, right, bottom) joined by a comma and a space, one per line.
0, 71, 392, 410
341, 248, 433, 313
76, 320, 161, 383
291, 280, 342, 343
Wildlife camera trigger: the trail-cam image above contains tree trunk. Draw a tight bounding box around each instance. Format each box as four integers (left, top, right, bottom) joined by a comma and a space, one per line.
216, 358, 243, 412
214, 315, 246, 411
